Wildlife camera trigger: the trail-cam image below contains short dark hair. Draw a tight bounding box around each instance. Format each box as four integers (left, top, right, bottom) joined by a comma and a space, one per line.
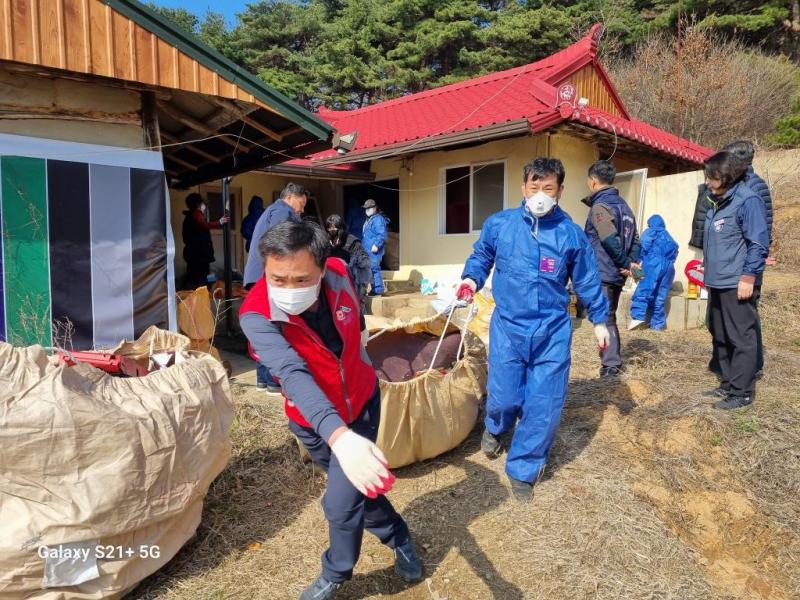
722, 140, 755, 166
325, 214, 345, 230
259, 219, 329, 268
185, 192, 203, 210
280, 182, 308, 200
523, 157, 565, 186
588, 160, 616, 185
704, 151, 748, 189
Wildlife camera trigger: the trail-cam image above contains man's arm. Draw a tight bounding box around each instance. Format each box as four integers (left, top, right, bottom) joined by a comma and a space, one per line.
461, 218, 498, 290
592, 205, 632, 269
240, 312, 346, 443
628, 227, 642, 264
570, 232, 609, 325
373, 216, 388, 249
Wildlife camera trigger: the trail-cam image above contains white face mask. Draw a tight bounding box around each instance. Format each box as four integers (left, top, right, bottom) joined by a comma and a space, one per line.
526, 191, 557, 217
268, 277, 322, 315
366, 207, 377, 217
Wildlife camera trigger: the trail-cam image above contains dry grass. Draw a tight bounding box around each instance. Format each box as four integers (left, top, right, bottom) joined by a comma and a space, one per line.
128, 269, 800, 600
130, 163, 800, 599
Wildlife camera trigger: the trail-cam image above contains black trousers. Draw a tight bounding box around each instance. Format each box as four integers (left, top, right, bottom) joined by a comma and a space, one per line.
601, 283, 623, 369
290, 389, 409, 583
709, 286, 763, 373
708, 287, 760, 398
184, 260, 210, 289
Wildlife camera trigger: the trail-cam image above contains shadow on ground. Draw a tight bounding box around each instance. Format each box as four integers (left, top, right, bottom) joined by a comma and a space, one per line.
129, 438, 318, 598
344, 444, 524, 599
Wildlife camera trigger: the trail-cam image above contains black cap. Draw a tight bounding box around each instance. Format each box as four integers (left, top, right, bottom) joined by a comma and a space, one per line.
362, 199, 377, 209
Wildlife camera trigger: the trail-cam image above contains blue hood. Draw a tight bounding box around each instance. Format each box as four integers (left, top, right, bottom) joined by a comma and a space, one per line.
647, 214, 666, 229
247, 195, 265, 214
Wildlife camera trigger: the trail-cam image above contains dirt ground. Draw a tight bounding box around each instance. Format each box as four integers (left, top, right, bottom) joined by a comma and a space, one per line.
130, 268, 800, 600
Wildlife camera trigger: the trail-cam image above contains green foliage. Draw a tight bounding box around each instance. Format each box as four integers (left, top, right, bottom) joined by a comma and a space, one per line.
146, 0, 800, 116
735, 416, 760, 433
147, 4, 198, 34
769, 99, 800, 147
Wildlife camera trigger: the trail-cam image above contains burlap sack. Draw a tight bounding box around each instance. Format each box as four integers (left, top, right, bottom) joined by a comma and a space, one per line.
0, 330, 233, 599
368, 313, 487, 468
176, 287, 217, 341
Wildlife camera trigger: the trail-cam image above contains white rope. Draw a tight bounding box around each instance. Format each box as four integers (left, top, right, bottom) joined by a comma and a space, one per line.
454, 302, 478, 362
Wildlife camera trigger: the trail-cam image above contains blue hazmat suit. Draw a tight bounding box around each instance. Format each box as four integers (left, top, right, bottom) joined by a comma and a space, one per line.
462, 202, 609, 483
630, 214, 679, 330
363, 212, 388, 294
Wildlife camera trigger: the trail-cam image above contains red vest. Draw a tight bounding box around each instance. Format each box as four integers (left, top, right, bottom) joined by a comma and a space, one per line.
239, 258, 377, 429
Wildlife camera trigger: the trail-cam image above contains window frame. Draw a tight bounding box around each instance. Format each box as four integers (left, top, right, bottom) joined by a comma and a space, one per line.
438, 159, 508, 236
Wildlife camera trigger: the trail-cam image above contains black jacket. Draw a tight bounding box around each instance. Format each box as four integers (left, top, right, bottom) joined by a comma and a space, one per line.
689, 184, 711, 250
330, 233, 372, 289
182, 209, 215, 265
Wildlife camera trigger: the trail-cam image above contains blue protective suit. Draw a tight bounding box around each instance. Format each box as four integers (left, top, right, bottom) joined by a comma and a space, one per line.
462, 202, 609, 483
363, 212, 388, 294
629, 215, 679, 330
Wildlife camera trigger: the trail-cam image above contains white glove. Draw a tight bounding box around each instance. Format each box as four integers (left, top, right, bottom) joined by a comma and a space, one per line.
361, 329, 369, 347
331, 430, 395, 497
594, 323, 610, 350
371, 244, 379, 254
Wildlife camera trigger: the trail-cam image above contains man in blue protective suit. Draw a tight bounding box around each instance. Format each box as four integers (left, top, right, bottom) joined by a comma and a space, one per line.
362, 199, 389, 296
582, 160, 641, 377
456, 157, 610, 501
628, 214, 679, 331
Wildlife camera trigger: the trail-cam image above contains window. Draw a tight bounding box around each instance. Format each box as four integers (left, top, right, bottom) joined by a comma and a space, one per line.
441, 162, 505, 234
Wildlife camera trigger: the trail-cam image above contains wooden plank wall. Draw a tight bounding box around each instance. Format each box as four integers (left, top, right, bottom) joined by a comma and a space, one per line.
564, 64, 624, 117
0, 0, 258, 104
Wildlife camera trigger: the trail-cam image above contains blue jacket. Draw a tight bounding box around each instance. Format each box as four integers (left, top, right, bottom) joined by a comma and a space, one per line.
640, 214, 679, 269
745, 167, 773, 246
243, 199, 299, 285
703, 179, 769, 289
362, 213, 388, 252
462, 203, 608, 351
584, 187, 640, 286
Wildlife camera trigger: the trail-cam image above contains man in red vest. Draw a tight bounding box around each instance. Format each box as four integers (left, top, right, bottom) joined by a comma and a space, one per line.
240, 220, 422, 600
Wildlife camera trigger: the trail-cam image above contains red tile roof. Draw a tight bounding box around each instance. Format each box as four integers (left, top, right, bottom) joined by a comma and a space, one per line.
302, 24, 713, 165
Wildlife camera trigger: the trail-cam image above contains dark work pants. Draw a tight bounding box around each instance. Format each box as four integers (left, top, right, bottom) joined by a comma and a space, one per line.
289, 389, 409, 583
708, 287, 759, 398
600, 283, 623, 369
184, 260, 210, 289
256, 363, 277, 387
709, 286, 763, 374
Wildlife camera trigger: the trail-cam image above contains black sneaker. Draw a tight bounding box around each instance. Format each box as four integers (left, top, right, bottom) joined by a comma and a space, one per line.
481, 429, 502, 458
702, 387, 729, 399
599, 366, 622, 378
256, 381, 268, 389
509, 478, 534, 502
299, 575, 341, 600
713, 395, 753, 410
265, 384, 281, 394
394, 539, 423, 583
368, 290, 383, 297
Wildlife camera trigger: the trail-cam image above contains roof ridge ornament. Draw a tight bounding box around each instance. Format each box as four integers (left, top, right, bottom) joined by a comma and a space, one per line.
589, 23, 605, 56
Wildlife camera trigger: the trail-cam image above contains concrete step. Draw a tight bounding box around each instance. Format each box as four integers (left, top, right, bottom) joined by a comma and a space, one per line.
383, 279, 417, 294
366, 294, 409, 317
